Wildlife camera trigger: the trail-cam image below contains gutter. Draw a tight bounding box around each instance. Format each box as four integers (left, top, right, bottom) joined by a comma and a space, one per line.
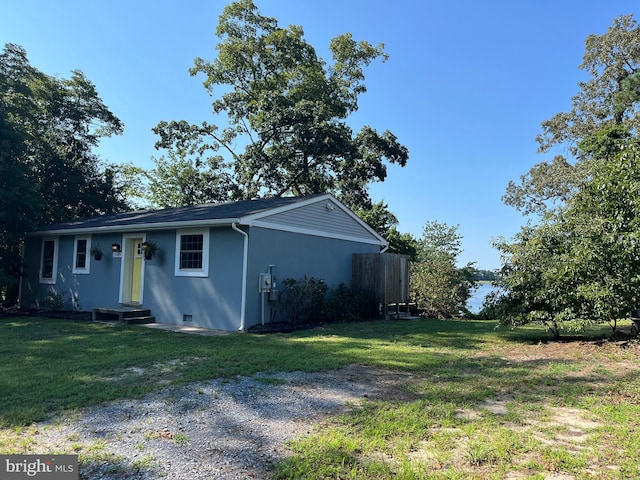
27, 218, 241, 236
231, 222, 249, 331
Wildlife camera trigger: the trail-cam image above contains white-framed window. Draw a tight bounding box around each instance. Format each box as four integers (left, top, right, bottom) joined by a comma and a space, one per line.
39, 237, 59, 284
72, 235, 91, 274
175, 229, 209, 277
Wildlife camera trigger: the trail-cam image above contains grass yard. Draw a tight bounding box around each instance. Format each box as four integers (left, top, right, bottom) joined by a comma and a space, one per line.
1, 316, 639, 479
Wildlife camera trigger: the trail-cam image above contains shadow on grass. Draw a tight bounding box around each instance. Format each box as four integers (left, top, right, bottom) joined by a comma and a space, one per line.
0, 316, 632, 428
272, 343, 640, 479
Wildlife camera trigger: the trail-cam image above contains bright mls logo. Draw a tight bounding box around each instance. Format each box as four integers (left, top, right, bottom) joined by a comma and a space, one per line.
0, 455, 77, 479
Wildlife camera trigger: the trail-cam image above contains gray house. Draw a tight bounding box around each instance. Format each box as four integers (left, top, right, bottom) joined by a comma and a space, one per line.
20, 194, 387, 331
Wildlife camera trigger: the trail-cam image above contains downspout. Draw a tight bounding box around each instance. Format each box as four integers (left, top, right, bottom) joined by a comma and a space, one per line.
232, 222, 249, 331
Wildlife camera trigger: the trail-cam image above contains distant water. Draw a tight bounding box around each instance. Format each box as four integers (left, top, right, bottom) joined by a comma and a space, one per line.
467, 283, 497, 313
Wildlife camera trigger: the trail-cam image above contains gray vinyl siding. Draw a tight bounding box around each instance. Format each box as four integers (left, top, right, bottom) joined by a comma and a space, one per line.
256, 200, 380, 243
142, 227, 244, 331
21, 228, 246, 331
243, 226, 379, 327
21, 234, 124, 310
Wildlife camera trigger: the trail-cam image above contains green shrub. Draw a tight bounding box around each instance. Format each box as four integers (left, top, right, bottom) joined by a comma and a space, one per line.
46, 291, 65, 311
325, 282, 378, 322
281, 276, 328, 324
281, 277, 379, 325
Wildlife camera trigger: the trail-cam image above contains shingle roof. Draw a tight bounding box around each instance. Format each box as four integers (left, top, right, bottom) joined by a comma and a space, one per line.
33, 195, 324, 233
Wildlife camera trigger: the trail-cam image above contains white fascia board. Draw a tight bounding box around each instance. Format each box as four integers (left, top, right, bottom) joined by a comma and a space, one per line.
240, 193, 388, 247
240, 194, 334, 223
249, 220, 387, 246
28, 218, 240, 236
326, 198, 389, 246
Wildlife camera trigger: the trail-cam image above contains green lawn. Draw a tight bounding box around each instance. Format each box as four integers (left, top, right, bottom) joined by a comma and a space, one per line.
1, 316, 638, 479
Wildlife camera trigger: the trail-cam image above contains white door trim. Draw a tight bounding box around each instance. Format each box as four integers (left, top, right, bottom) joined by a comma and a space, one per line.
118, 233, 146, 305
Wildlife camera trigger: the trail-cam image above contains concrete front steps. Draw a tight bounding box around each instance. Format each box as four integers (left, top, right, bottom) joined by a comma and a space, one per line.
92, 306, 155, 324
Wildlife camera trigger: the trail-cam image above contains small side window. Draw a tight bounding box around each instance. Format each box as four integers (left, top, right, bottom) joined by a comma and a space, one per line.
39, 237, 59, 284
73, 236, 91, 274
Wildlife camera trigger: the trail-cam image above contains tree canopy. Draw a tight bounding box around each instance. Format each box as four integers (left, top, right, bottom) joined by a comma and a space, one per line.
495, 15, 640, 335
503, 14, 640, 216
411, 221, 477, 318
495, 142, 640, 336
151, 0, 408, 210
0, 43, 127, 303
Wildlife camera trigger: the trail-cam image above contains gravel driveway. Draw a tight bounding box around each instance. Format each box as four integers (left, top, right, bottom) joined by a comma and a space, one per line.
30, 365, 412, 480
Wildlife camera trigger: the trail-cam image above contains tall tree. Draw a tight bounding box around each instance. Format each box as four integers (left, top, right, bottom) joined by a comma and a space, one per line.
497, 15, 640, 333
410, 221, 476, 318
504, 15, 640, 215
353, 201, 418, 259
494, 141, 640, 336
147, 151, 230, 208
152, 0, 408, 210
0, 43, 127, 303
491, 220, 579, 338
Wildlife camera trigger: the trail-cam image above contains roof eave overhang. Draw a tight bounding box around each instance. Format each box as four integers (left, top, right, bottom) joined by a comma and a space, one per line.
242, 193, 388, 248
27, 218, 241, 236
26, 194, 390, 250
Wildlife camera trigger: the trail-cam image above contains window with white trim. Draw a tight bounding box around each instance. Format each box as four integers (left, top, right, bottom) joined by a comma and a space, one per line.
73, 236, 91, 274
39, 237, 59, 284
175, 229, 209, 277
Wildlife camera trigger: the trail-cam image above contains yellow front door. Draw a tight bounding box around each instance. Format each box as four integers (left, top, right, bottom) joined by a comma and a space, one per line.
130, 238, 143, 303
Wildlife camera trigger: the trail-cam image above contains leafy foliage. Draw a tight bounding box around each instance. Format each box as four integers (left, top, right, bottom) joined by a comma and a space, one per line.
354, 201, 419, 259
280, 277, 378, 325
0, 44, 127, 304
410, 221, 476, 318
492, 222, 579, 338
324, 282, 378, 322
496, 142, 640, 336
537, 15, 640, 154
504, 15, 640, 216
147, 151, 229, 208
498, 16, 640, 335
150, 0, 408, 210
281, 276, 328, 325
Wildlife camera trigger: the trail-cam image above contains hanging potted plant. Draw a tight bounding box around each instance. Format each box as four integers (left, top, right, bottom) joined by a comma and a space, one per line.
90, 245, 103, 261
141, 241, 158, 260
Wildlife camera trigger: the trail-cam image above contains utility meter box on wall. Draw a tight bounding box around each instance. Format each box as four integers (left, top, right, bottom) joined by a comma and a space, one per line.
259, 273, 272, 292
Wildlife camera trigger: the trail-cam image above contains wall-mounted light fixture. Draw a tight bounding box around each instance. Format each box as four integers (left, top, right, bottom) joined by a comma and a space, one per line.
325, 202, 336, 211
111, 243, 121, 253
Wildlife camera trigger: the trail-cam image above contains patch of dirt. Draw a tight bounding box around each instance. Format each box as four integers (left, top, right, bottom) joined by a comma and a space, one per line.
551, 407, 601, 431
326, 364, 424, 403
497, 337, 640, 375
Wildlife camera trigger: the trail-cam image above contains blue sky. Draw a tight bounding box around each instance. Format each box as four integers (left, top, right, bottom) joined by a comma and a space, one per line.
2, 1, 638, 268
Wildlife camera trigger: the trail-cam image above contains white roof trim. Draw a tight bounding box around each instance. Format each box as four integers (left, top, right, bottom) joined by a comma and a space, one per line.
241, 194, 387, 246
28, 218, 239, 236
27, 194, 389, 248
241, 194, 334, 222
249, 220, 387, 246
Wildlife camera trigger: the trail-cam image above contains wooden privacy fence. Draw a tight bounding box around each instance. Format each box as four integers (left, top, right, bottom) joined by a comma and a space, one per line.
352, 253, 410, 316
